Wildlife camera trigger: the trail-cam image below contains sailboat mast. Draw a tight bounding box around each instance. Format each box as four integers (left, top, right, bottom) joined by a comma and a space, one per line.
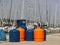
9, 0, 13, 24
54, 4, 57, 27
45, 0, 48, 26
48, 4, 51, 27
0, 0, 3, 27
38, 0, 42, 22
21, 0, 24, 19
46, 0, 48, 22
56, 4, 58, 27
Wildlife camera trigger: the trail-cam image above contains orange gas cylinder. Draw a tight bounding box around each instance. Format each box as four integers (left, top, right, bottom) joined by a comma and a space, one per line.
16, 27, 25, 41
34, 27, 44, 42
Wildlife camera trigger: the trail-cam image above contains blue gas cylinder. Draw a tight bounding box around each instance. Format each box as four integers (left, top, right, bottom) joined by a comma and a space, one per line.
25, 28, 34, 41
16, 19, 27, 31
20, 20, 26, 26
44, 30, 46, 41
9, 29, 19, 42
0, 29, 6, 41
16, 19, 26, 28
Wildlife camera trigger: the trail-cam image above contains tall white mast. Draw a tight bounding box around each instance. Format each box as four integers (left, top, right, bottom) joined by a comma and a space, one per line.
45, 0, 48, 26
9, 0, 13, 24
38, 0, 42, 22
21, 0, 24, 19
46, 0, 48, 22
54, 4, 57, 27
56, 4, 58, 27
48, 4, 51, 27
34, 0, 36, 22
0, 0, 3, 27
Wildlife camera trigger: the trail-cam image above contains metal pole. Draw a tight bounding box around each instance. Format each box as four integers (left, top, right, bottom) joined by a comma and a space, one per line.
0, 0, 3, 27
9, 0, 13, 24
48, 4, 51, 27
46, 0, 48, 25
56, 4, 58, 27
38, 0, 42, 22
54, 4, 57, 27
21, 0, 24, 19
34, 0, 36, 22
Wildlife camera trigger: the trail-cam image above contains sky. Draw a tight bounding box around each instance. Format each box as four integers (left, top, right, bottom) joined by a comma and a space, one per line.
0, 0, 60, 24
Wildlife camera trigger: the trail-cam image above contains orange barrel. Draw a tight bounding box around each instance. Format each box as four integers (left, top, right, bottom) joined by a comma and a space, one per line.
34, 27, 44, 42
16, 27, 25, 41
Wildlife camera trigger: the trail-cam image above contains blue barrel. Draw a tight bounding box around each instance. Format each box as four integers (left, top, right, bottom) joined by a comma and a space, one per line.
20, 20, 26, 26
9, 29, 19, 42
44, 30, 46, 41
25, 28, 34, 41
16, 19, 26, 28
0, 29, 6, 41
